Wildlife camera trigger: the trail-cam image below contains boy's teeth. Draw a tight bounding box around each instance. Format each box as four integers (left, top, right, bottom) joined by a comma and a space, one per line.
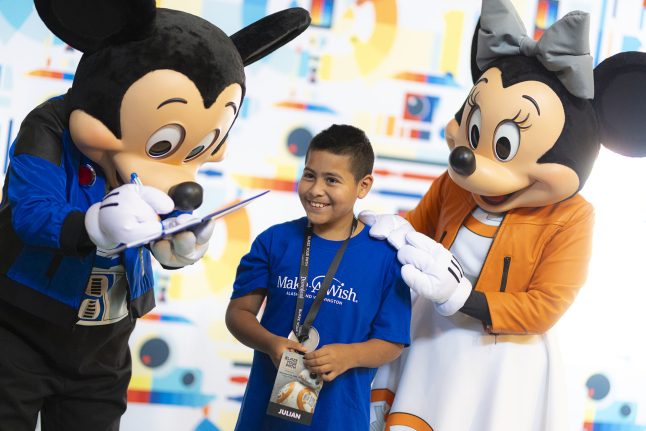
310, 201, 327, 208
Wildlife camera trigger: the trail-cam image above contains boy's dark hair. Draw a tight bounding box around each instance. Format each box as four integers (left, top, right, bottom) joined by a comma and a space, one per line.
306, 124, 374, 180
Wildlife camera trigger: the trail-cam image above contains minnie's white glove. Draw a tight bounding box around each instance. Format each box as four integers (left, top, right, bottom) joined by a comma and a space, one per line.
151, 216, 216, 268
358, 210, 414, 250
85, 184, 174, 250
398, 231, 471, 316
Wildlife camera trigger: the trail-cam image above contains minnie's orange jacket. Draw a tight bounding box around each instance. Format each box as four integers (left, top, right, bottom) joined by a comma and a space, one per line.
406, 172, 594, 335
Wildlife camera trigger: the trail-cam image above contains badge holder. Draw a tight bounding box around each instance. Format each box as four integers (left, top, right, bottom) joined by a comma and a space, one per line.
267, 329, 322, 425
287, 326, 320, 352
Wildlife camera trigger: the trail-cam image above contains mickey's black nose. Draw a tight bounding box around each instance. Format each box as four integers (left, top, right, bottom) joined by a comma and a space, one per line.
449, 146, 476, 177
168, 182, 203, 211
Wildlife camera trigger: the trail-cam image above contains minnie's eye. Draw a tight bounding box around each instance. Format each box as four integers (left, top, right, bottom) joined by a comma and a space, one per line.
467, 107, 481, 149
146, 124, 185, 158
493, 121, 520, 161
184, 130, 217, 162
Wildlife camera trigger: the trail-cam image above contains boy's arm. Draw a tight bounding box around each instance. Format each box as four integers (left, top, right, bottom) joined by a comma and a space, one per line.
303, 338, 403, 382
226, 288, 306, 367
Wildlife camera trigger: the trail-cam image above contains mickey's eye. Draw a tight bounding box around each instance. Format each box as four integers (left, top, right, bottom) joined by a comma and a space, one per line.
184, 130, 218, 162
146, 124, 185, 158
210, 130, 226, 156
493, 121, 520, 161
467, 107, 481, 149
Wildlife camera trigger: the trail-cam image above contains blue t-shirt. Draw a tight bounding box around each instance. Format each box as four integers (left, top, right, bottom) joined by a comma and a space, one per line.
232, 217, 411, 431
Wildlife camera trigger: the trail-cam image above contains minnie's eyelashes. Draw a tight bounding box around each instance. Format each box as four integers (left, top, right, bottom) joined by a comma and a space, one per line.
510, 109, 532, 130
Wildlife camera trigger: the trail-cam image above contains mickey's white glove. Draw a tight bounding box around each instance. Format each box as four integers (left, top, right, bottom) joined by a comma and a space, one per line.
358, 210, 414, 250
150, 216, 216, 268
398, 231, 472, 316
85, 184, 174, 250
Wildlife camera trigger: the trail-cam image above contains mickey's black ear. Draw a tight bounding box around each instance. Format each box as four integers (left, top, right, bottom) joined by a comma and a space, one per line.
34, 0, 156, 53
470, 19, 483, 84
594, 51, 646, 157
230, 7, 311, 66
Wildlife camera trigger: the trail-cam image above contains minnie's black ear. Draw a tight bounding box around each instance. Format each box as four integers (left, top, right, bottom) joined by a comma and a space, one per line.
34, 0, 156, 53
470, 19, 483, 83
230, 7, 311, 66
594, 51, 646, 157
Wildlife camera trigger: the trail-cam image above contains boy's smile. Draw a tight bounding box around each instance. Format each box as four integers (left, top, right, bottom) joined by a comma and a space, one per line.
298, 150, 373, 240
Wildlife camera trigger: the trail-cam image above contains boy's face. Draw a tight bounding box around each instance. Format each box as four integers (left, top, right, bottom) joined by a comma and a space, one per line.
298, 149, 373, 233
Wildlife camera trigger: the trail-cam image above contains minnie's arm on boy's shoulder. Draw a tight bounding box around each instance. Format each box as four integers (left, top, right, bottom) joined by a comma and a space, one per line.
303, 339, 404, 382
225, 289, 306, 368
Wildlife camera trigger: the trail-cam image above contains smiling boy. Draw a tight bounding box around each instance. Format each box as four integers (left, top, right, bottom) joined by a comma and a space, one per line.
226, 124, 411, 430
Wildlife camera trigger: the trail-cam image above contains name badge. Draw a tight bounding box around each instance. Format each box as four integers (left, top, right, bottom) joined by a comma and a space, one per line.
266, 350, 323, 425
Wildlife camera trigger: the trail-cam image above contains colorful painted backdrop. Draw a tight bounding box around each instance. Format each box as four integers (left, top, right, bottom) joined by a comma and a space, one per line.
1, 0, 645, 430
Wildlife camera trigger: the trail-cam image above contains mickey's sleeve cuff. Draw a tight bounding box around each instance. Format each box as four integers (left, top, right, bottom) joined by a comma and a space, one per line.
60, 211, 95, 256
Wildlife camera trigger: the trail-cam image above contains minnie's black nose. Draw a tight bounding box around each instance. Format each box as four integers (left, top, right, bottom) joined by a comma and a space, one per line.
168, 182, 203, 211
449, 146, 476, 177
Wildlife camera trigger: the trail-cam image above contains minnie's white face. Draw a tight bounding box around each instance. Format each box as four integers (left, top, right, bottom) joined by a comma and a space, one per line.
69, 69, 242, 194
445, 67, 580, 212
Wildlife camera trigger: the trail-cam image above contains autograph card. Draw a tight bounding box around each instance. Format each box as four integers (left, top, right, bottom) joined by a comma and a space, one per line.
104, 190, 269, 255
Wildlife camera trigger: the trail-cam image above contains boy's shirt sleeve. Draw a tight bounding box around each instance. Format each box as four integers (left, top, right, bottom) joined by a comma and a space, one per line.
369, 258, 412, 346
231, 228, 272, 299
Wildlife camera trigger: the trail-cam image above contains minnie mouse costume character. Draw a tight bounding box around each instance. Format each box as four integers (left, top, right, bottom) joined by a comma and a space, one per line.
0, 1, 309, 429
365, 0, 646, 429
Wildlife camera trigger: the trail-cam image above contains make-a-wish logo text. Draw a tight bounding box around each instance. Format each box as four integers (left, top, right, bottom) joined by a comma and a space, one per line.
276, 275, 359, 304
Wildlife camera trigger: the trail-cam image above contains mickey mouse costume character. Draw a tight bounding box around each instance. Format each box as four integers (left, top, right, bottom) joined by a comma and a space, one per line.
0, 1, 309, 429
365, 0, 646, 429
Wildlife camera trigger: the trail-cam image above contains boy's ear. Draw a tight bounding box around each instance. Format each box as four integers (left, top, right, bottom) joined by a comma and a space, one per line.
357, 174, 374, 199
445, 119, 460, 151
34, 0, 156, 53
229, 7, 311, 66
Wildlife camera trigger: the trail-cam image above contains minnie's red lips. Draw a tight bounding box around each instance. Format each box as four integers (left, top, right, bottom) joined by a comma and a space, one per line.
481, 193, 513, 206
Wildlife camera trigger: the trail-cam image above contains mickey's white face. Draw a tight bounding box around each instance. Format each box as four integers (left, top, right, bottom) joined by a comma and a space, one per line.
445, 67, 580, 212
70, 69, 242, 194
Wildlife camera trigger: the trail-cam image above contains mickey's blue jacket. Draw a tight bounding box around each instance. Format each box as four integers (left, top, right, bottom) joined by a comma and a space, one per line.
0, 96, 155, 326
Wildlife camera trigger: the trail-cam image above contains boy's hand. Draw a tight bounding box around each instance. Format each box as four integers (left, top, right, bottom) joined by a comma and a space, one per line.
268, 336, 307, 368
303, 344, 355, 382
